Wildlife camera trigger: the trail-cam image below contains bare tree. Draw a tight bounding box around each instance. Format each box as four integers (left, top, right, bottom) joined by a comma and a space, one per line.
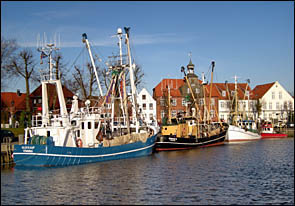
1, 37, 18, 89
8, 48, 37, 112
69, 62, 98, 101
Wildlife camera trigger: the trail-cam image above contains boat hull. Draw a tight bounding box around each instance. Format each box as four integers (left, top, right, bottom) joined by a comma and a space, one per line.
13, 135, 157, 167
226, 125, 261, 143
155, 129, 227, 151
261, 133, 287, 139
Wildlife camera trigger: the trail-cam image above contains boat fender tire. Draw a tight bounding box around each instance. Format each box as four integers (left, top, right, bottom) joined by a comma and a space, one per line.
77, 139, 83, 148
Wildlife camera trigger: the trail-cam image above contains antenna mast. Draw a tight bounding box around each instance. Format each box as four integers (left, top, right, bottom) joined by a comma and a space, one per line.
82, 33, 104, 97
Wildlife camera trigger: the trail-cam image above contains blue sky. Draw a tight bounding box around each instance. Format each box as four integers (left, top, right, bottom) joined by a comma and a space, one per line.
1, 1, 294, 95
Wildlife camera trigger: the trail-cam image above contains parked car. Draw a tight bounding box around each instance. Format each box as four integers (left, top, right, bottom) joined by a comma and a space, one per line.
0, 129, 18, 143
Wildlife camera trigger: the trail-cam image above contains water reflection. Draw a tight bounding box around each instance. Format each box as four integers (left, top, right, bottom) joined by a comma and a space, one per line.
1, 138, 294, 205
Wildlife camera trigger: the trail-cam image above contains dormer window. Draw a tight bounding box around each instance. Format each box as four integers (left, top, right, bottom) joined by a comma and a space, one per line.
222, 91, 226, 97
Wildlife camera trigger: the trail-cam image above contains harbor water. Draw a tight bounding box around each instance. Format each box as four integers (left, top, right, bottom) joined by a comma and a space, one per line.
1, 138, 294, 205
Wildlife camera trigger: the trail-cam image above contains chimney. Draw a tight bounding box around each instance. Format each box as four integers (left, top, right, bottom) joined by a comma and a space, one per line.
17, 89, 21, 96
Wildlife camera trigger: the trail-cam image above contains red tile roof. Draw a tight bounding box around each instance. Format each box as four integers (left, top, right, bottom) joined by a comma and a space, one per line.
1, 92, 27, 110
251, 82, 275, 99
204, 83, 251, 100
153, 79, 185, 97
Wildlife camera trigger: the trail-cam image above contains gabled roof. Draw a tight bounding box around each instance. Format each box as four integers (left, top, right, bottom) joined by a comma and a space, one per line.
153, 79, 185, 97
30, 84, 75, 98
1, 92, 27, 110
251, 82, 275, 100
206, 83, 251, 100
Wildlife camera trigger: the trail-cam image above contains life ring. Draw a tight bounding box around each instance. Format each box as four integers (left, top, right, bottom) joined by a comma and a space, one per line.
76, 139, 83, 148
149, 129, 154, 136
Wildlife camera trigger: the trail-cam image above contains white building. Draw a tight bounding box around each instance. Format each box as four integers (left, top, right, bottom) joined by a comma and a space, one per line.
252, 81, 294, 122
137, 88, 158, 126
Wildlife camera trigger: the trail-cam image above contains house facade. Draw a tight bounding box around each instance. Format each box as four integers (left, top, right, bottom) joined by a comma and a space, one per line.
137, 88, 157, 126
252, 81, 294, 123
1, 90, 27, 128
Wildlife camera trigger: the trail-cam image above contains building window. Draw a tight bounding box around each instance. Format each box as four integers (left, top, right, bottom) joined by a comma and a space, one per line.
38, 98, 42, 104
33, 99, 37, 104
161, 110, 166, 119
171, 99, 177, 106
231, 91, 235, 96
148, 113, 152, 120
142, 103, 146, 110
269, 102, 272, 110
172, 110, 177, 117
195, 88, 200, 94
221, 114, 224, 120
276, 102, 280, 110
279, 92, 282, 99
288, 101, 293, 110
211, 99, 215, 105
222, 91, 226, 97
182, 98, 186, 106
187, 88, 190, 94
142, 95, 146, 100
227, 102, 231, 109
199, 99, 204, 105
88, 122, 91, 129
210, 110, 215, 118
160, 98, 165, 106
149, 103, 153, 110
221, 102, 224, 108
245, 91, 249, 97
272, 92, 275, 99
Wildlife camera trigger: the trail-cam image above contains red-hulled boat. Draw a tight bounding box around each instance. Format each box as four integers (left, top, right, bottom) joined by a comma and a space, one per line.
260, 123, 287, 139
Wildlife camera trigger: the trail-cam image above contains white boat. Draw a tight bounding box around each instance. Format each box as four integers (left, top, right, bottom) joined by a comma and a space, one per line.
13, 27, 159, 167
226, 122, 261, 143
225, 76, 261, 143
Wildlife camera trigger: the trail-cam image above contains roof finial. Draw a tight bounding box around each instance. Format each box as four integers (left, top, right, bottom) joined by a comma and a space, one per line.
188, 51, 192, 63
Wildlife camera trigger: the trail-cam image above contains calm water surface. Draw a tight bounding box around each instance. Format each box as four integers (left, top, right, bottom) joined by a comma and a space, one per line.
1, 138, 294, 205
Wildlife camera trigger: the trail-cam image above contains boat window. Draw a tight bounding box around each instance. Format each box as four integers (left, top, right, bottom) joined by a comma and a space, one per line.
71, 120, 76, 126
88, 122, 91, 129
82, 122, 84, 130
47, 131, 50, 137
77, 130, 80, 137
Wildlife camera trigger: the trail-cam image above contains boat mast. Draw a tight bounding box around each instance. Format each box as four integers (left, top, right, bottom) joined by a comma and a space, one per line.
38, 43, 68, 127
124, 27, 139, 133
167, 85, 172, 124
234, 75, 239, 125
201, 72, 209, 122
181, 66, 202, 122
117, 28, 130, 134
82, 33, 104, 97
208, 61, 215, 123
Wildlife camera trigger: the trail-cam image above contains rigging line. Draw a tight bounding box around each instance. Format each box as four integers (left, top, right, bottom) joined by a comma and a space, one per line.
68, 47, 86, 72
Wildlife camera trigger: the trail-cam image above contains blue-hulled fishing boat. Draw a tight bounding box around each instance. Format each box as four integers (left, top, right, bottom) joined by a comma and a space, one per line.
13, 28, 159, 167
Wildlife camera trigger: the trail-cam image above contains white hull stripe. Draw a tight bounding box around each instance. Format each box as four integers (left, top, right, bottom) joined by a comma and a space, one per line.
13, 143, 155, 158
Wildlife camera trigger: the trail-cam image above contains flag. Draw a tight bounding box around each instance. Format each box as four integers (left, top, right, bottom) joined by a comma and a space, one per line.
40, 51, 48, 59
